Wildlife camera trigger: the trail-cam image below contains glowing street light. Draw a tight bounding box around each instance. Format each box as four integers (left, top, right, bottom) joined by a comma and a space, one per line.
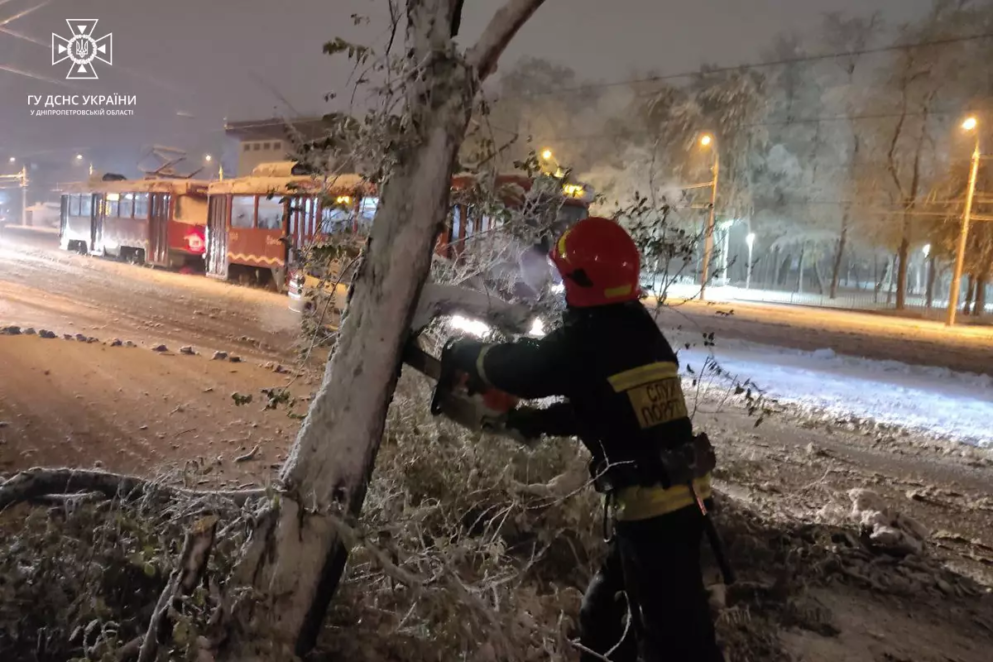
8, 157, 14, 163
204, 154, 213, 162
541, 148, 553, 161
947, 116, 982, 326
700, 134, 713, 147
75, 154, 83, 161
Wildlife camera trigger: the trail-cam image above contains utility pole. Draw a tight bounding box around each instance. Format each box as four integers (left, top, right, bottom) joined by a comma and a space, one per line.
700, 145, 720, 300
947, 141, 980, 326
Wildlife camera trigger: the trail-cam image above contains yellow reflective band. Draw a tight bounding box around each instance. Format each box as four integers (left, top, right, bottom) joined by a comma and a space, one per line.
604, 284, 633, 299
476, 345, 494, 387
556, 230, 571, 262
613, 474, 712, 522
607, 361, 679, 393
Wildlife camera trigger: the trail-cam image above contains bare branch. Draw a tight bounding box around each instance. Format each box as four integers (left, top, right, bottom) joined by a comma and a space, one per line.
467, 0, 547, 80
0, 468, 263, 510
138, 515, 219, 662
411, 282, 534, 335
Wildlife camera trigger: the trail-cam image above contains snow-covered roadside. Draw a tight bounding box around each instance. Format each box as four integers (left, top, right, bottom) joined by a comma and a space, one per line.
677, 337, 993, 447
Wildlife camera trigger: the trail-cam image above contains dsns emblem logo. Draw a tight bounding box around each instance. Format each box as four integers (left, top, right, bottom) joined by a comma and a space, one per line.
52, 19, 112, 80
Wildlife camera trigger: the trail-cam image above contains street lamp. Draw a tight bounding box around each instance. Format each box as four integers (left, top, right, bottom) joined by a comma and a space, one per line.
699, 133, 720, 300
8, 157, 14, 164
541, 148, 553, 161
205, 154, 213, 162
746, 232, 756, 290
947, 117, 981, 326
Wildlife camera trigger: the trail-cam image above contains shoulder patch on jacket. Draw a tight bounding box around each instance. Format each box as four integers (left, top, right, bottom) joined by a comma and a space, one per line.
608, 361, 688, 429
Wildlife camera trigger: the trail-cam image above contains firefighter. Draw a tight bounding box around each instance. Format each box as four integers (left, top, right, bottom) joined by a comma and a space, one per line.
443, 217, 725, 662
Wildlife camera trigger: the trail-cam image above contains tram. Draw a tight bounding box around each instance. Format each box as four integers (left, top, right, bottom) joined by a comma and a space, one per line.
59, 176, 209, 269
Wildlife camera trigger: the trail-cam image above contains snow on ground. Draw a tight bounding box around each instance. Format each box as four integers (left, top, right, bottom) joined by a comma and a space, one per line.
678, 338, 993, 447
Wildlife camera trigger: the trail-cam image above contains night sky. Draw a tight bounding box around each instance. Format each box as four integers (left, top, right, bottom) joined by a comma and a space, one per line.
0, 0, 932, 175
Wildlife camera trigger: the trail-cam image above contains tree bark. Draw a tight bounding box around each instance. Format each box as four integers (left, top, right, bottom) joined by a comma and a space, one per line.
977, 274, 988, 316
975, 274, 989, 317
925, 254, 936, 309
217, 1, 546, 659
896, 231, 910, 309
0, 468, 260, 509
796, 245, 806, 294
873, 255, 881, 303
887, 254, 896, 306
813, 255, 826, 296
964, 276, 976, 316
829, 214, 849, 300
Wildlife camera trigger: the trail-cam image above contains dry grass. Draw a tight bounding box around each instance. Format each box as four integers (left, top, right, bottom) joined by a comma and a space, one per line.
2, 377, 986, 661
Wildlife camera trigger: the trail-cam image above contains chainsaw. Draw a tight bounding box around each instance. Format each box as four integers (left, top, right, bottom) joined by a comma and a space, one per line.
401, 283, 535, 443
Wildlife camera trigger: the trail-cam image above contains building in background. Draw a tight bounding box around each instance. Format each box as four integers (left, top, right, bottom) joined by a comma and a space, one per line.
222, 117, 335, 178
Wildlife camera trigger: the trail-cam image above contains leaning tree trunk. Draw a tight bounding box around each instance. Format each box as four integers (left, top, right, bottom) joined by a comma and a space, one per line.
895, 229, 910, 310
796, 245, 806, 294
925, 254, 936, 309
829, 219, 848, 300
216, 1, 545, 659
813, 256, 826, 296
964, 276, 976, 316
976, 274, 988, 316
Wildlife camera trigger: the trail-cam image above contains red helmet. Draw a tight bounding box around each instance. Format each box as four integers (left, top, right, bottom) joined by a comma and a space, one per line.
549, 217, 641, 308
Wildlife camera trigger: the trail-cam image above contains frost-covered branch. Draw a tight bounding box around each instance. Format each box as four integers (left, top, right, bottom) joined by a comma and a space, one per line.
411, 282, 533, 335
468, 0, 547, 80
0, 468, 263, 509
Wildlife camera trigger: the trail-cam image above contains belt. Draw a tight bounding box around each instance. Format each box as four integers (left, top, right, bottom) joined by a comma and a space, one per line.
612, 473, 713, 522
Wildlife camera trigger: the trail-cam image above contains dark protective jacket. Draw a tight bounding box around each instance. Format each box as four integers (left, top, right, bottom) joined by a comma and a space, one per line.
450, 300, 711, 521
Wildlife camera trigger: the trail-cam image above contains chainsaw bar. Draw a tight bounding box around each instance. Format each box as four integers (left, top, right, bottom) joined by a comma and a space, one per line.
401, 341, 523, 440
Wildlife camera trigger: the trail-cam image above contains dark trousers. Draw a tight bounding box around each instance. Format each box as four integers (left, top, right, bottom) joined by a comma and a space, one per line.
578, 505, 724, 662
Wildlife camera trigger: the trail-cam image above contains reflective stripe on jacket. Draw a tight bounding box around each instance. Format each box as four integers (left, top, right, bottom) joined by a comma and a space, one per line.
613, 474, 712, 522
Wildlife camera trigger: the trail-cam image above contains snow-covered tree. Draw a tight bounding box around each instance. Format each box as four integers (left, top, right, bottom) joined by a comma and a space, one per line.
215, 2, 551, 659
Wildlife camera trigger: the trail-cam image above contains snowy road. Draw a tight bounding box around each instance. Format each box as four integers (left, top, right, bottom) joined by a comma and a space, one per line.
3, 225, 992, 446
680, 339, 993, 447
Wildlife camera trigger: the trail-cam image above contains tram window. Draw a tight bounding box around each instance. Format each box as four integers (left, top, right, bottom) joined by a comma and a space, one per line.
120, 193, 134, 218
451, 205, 462, 242
80, 195, 93, 217
273, 141, 282, 152
243, 144, 251, 152
231, 196, 255, 228
321, 201, 352, 234
69, 195, 80, 216
358, 197, 378, 230
303, 197, 316, 237
257, 196, 284, 230
134, 193, 150, 218
105, 192, 120, 217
